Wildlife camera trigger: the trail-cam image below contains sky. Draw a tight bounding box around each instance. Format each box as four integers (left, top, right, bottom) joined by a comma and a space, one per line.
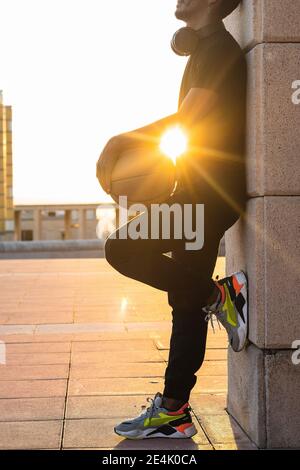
0, 0, 189, 204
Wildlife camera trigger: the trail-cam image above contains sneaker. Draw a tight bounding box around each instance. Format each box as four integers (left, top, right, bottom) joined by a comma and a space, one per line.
202, 270, 249, 352
114, 392, 197, 439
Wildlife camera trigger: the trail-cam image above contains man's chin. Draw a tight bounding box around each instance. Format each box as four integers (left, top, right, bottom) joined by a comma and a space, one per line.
175, 8, 189, 21
174, 6, 195, 21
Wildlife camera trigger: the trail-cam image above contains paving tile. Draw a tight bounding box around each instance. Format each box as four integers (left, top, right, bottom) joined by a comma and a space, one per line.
196, 362, 227, 376
198, 414, 253, 445
214, 442, 258, 450
125, 322, 171, 331
190, 394, 227, 415
0, 327, 36, 337
154, 333, 228, 350
0, 328, 173, 342
70, 362, 165, 379
66, 394, 171, 420
66, 393, 228, 420
113, 442, 213, 451
3, 312, 74, 325
72, 339, 156, 352
0, 329, 170, 343
5, 342, 71, 354
68, 377, 164, 396
0, 379, 67, 399
160, 349, 227, 362
63, 417, 210, 449
0, 397, 65, 421
203, 349, 228, 361
74, 313, 169, 323
37, 323, 126, 334
4, 353, 70, 365
0, 420, 63, 449
71, 350, 164, 364
193, 376, 227, 394
0, 364, 69, 381
0, 333, 131, 343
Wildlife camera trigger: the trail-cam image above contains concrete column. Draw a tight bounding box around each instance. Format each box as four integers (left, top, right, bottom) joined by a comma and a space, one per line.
64, 210, 72, 240
224, 1, 300, 449
33, 209, 42, 241
78, 209, 86, 239
14, 210, 21, 241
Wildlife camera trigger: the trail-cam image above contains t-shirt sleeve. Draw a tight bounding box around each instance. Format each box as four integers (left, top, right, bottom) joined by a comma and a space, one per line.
191, 40, 246, 98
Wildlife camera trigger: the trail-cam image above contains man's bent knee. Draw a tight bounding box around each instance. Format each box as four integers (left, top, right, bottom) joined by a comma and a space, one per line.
104, 235, 121, 268
104, 234, 134, 272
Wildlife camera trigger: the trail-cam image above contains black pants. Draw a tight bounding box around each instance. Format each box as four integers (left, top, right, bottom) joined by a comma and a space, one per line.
105, 187, 240, 402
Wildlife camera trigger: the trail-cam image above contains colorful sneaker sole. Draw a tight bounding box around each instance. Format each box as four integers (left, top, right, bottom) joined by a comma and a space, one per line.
114, 423, 198, 439
231, 270, 249, 352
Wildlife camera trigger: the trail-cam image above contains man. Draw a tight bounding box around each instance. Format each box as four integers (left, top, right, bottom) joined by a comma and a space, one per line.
96, 0, 248, 440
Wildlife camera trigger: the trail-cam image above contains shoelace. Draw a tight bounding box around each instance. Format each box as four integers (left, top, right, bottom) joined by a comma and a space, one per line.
139, 396, 192, 421
138, 396, 158, 421
202, 305, 222, 334
202, 275, 222, 334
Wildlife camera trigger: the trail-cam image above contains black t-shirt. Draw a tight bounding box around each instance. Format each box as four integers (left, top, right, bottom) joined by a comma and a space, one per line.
176, 26, 247, 219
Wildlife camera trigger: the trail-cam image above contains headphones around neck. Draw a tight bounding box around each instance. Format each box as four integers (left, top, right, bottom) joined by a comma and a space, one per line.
171, 21, 226, 56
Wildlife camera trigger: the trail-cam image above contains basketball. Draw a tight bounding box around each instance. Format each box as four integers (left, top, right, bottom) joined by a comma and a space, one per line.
109, 146, 176, 207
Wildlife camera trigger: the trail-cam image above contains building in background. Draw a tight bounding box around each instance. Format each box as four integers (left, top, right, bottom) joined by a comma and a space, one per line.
14, 203, 118, 241
0, 91, 14, 241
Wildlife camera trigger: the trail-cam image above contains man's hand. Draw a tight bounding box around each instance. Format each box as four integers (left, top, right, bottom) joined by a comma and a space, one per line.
96, 136, 122, 194
96, 87, 218, 194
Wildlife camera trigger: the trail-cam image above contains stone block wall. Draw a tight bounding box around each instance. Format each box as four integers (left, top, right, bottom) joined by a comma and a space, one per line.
224, 0, 300, 448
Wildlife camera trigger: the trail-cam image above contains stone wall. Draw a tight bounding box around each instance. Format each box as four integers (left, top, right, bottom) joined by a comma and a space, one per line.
224, 0, 300, 448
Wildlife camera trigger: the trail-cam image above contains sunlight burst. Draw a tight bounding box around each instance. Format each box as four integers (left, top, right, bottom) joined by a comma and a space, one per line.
159, 126, 188, 163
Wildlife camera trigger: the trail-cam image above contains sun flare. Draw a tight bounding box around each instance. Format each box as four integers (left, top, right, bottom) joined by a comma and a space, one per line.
159, 126, 188, 163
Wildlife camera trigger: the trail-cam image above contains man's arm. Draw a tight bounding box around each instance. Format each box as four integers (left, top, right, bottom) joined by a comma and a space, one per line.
120, 87, 219, 149
96, 87, 219, 193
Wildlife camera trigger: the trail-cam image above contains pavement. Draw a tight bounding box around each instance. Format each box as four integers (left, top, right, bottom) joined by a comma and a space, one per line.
0, 257, 257, 450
